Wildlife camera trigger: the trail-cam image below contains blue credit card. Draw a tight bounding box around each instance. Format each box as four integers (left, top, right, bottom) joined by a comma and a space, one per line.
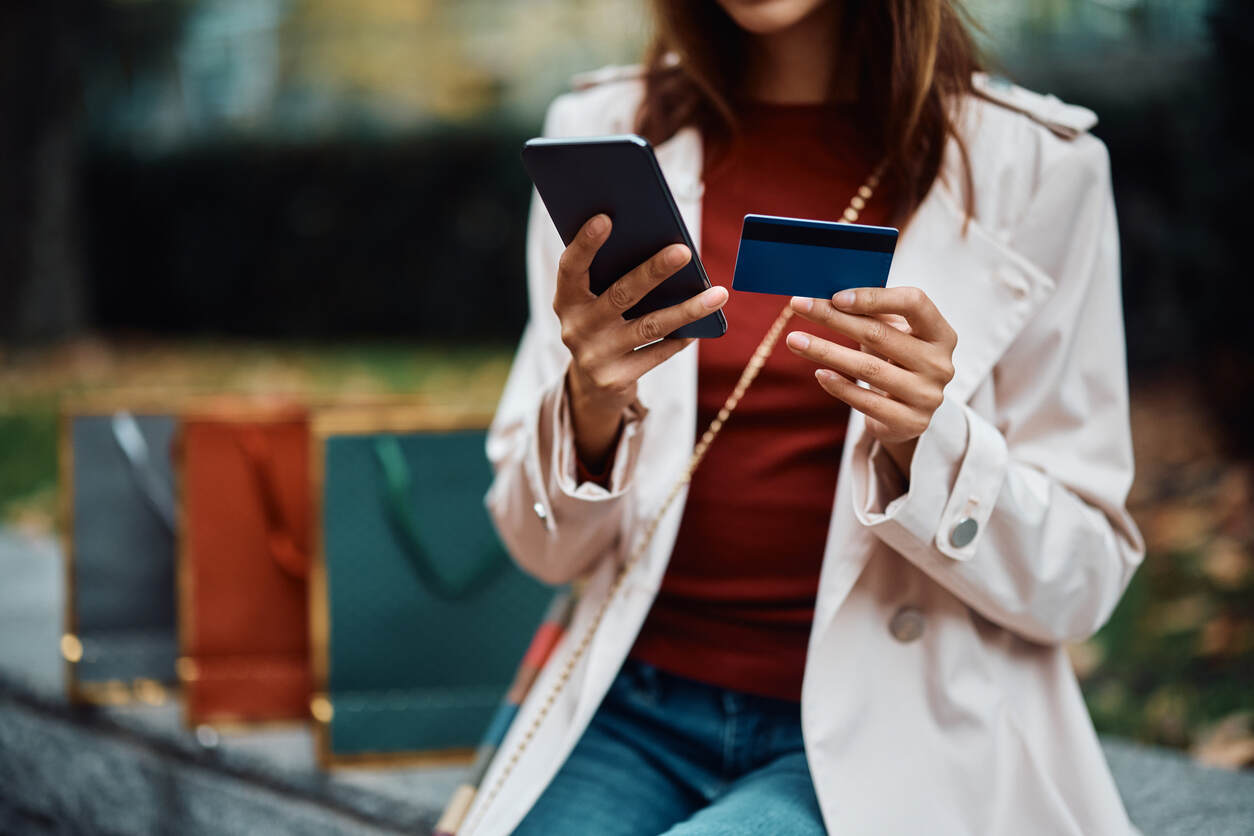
731, 214, 898, 299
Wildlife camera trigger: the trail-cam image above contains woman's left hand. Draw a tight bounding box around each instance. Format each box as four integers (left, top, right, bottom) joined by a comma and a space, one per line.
785, 287, 957, 474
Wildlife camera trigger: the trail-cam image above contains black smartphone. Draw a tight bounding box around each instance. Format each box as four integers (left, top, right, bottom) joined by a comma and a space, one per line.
521, 134, 727, 339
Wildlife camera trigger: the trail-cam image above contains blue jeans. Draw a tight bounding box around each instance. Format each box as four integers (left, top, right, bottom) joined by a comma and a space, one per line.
513, 659, 825, 835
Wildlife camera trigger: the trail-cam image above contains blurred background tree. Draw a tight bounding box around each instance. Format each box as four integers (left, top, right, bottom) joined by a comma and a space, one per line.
3, 0, 650, 344
1, 0, 1251, 766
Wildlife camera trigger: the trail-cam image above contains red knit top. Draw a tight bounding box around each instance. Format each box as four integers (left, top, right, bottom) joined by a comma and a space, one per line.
628, 101, 891, 702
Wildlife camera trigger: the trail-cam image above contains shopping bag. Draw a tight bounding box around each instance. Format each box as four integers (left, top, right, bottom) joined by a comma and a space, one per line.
178, 403, 311, 725
309, 408, 554, 766
61, 400, 180, 704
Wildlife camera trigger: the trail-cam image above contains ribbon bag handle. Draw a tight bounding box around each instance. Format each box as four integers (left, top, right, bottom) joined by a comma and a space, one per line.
111, 411, 177, 535
372, 435, 505, 601
236, 428, 308, 580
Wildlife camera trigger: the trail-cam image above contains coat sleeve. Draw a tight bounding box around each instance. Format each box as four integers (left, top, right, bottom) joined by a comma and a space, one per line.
484, 94, 648, 586
852, 133, 1145, 645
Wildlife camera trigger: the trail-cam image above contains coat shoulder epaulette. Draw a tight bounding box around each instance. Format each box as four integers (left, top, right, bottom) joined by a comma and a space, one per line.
570, 63, 648, 92
971, 72, 1098, 139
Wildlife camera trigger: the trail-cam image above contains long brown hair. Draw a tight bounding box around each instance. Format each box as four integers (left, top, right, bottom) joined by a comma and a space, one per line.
636, 0, 983, 227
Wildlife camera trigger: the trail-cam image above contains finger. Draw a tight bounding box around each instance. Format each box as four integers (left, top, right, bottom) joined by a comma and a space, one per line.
618, 336, 695, 380
784, 331, 936, 408
616, 285, 728, 350
555, 214, 611, 308
865, 314, 912, 368
814, 369, 929, 437
790, 296, 928, 370
876, 312, 911, 336
598, 243, 691, 318
831, 287, 956, 345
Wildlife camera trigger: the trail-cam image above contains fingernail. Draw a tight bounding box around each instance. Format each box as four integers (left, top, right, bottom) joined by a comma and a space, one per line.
588, 214, 608, 236
786, 331, 810, 351
667, 245, 688, 267
816, 369, 836, 384
700, 286, 728, 309
791, 296, 813, 313
833, 290, 855, 308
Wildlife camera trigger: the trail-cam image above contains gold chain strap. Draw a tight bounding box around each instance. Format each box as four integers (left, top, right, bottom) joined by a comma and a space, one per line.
466, 166, 883, 834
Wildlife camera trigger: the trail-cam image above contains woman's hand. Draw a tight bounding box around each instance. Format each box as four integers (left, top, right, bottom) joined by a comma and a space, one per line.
784, 287, 957, 476
557, 213, 730, 470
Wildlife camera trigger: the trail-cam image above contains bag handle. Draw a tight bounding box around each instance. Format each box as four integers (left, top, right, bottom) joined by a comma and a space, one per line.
372, 435, 506, 601
110, 412, 177, 534
236, 428, 308, 580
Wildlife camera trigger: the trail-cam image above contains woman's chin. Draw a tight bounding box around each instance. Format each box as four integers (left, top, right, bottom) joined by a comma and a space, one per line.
717, 0, 833, 35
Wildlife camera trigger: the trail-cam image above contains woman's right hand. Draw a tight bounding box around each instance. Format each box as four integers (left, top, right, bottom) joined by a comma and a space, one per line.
556, 213, 729, 472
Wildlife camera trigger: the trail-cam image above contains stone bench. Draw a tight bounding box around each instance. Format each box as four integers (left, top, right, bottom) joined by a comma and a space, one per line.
2, 532, 1250, 835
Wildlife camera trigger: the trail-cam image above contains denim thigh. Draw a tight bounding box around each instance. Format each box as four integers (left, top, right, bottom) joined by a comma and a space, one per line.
661, 750, 825, 836
512, 659, 823, 836
511, 663, 701, 836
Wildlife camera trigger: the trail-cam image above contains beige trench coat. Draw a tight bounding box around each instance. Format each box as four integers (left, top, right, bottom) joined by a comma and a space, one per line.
467, 66, 1145, 836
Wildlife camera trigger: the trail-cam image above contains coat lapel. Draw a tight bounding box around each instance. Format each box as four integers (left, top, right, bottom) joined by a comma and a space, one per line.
807, 181, 1059, 649
892, 185, 1057, 406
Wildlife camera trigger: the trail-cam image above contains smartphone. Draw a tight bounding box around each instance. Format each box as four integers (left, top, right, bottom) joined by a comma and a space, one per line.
521, 135, 727, 339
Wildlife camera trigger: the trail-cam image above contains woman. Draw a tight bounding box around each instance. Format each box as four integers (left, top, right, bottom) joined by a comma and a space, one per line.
470, 0, 1144, 833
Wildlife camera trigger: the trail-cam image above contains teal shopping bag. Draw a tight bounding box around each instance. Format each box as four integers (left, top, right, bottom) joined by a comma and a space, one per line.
310, 410, 555, 766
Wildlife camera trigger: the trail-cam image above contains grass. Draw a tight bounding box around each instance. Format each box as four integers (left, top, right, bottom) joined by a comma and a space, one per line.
0, 408, 58, 500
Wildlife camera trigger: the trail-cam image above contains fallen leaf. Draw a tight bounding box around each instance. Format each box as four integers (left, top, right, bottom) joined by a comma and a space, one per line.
4, 491, 56, 538
1213, 465, 1252, 530
1145, 505, 1213, 553
1197, 616, 1238, 657
1202, 537, 1252, 590
1191, 712, 1254, 770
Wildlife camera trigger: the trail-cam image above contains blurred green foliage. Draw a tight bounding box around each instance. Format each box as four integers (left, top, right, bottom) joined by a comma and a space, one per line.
0, 408, 58, 521
1087, 566, 1254, 746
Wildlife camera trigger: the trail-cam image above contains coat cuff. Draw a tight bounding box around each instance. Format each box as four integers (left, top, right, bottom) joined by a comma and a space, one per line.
550, 377, 647, 504
853, 395, 1007, 561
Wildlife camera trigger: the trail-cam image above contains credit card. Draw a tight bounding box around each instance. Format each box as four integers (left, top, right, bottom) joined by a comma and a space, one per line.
731, 214, 898, 299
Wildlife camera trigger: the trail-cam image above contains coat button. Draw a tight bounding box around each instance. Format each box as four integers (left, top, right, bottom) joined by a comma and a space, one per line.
889, 606, 925, 643
949, 517, 978, 548
533, 501, 547, 521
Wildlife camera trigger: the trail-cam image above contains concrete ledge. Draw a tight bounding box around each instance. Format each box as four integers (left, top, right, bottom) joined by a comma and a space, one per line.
0, 688, 416, 836
1102, 737, 1254, 835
